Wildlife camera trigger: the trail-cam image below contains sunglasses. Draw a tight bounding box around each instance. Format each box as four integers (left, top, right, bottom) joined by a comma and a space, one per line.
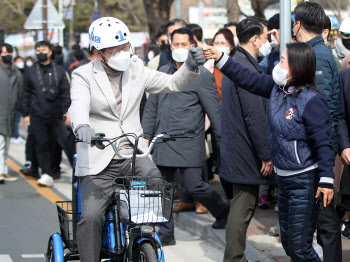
341, 32, 350, 37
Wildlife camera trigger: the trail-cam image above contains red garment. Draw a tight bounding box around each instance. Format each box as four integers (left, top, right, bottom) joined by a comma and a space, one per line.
213, 67, 223, 103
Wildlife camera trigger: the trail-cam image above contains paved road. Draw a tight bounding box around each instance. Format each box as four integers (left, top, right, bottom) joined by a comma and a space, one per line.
0, 145, 224, 262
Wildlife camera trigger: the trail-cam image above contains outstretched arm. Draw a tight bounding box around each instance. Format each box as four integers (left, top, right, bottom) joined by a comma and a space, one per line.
204, 47, 275, 98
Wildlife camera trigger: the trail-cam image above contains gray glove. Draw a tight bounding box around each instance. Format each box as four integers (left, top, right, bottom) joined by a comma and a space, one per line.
185, 47, 206, 71
76, 124, 95, 144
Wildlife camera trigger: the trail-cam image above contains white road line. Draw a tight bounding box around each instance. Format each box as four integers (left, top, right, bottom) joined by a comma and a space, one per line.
0, 255, 13, 262
21, 254, 45, 258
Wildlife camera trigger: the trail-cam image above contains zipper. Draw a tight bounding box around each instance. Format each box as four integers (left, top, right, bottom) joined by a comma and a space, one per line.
294, 140, 301, 164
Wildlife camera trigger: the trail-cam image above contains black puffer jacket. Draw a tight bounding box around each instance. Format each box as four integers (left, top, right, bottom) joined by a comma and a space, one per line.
22, 61, 70, 119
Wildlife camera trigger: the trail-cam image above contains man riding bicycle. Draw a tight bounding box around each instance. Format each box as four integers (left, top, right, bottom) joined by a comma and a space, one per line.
68, 17, 205, 262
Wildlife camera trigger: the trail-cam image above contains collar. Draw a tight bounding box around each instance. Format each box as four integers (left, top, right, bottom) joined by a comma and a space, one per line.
306, 35, 324, 47
236, 46, 262, 73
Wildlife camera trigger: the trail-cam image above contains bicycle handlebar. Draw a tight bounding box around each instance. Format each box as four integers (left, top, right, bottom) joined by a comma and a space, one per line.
75, 131, 192, 160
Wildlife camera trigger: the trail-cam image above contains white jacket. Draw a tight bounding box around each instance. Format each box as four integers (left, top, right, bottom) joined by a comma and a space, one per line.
69, 58, 198, 176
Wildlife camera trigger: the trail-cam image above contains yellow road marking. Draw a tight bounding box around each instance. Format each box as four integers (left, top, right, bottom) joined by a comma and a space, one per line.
7, 158, 70, 209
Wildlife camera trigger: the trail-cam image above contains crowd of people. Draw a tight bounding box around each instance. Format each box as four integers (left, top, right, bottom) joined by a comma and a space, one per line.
1, 1, 350, 261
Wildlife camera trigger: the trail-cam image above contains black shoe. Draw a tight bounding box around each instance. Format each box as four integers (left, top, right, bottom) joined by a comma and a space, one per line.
212, 205, 230, 229
158, 233, 176, 246
342, 221, 350, 239
20, 162, 39, 178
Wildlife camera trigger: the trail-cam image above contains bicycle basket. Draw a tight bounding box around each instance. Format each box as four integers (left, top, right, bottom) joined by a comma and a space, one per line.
114, 176, 173, 224
56, 201, 79, 251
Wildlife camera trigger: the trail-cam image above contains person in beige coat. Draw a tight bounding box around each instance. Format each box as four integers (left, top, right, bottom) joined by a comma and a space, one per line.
68, 17, 205, 262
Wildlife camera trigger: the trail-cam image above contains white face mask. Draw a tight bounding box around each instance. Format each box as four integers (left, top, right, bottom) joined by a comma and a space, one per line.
234, 37, 239, 47
16, 61, 24, 69
26, 61, 33, 67
172, 48, 188, 63
272, 63, 291, 86
148, 50, 155, 61
104, 50, 131, 71
216, 46, 231, 56
256, 37, 272, 57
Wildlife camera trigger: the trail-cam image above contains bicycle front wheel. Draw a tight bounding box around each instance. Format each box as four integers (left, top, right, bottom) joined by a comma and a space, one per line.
133, 242, 157, 262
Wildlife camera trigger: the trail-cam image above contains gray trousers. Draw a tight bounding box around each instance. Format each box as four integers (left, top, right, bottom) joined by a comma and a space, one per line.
224, 184, 259, 262
76, 158, 162, 262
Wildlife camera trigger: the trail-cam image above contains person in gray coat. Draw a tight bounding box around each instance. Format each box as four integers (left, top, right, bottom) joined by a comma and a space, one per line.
0, 43, 23, 183
142, 28, 230, 246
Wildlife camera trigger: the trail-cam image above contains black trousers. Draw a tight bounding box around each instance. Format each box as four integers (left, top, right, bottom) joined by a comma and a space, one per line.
30, 117, 63, 176
316, 201, 342, 262
25, 126, 38, 168
157, 166, 229, 237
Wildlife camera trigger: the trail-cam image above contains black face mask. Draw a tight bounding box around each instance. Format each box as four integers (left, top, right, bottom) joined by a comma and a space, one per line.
2, 54, 12, 64
37, 52, 48, 62
342, 38, 350, 50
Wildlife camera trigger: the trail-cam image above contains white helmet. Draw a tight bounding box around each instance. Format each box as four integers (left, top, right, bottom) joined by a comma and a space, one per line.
339, 18, 350, 34
89, 17, 131, 50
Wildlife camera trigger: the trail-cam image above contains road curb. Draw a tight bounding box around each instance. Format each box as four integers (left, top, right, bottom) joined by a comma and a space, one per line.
173, 211, 274, 262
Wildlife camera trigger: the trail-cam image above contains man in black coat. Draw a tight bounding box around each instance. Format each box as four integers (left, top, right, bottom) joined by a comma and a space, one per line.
142, 28, 229, 246
220, 17, 275, 262
22, 41, 71, 187
337, 68, 350, 240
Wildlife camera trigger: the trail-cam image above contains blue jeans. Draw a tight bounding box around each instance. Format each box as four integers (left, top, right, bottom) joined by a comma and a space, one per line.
277, 171, 321, 262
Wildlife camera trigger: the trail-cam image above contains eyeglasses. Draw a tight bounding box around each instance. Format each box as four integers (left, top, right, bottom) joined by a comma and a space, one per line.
103, 43, 130, 56
341, 32, 350, 38
213, 41, 227, 45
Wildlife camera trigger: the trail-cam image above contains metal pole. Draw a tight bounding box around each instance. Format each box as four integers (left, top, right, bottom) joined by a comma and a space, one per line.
43, 0, 48, 41
280, 0, 291, 55
198, 0, 204, 28
175, 0, 181, 18
58, 0, 64, 46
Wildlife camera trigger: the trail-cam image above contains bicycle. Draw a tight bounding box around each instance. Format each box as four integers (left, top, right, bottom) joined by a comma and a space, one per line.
44, 131, 189, 262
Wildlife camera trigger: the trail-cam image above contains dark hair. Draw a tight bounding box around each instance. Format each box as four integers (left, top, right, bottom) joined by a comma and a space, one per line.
286, 42, 316, 91
166, 18, 187, 31
25, 56, 34, 62
267, 14, 280, 30
236, 16, 268, 44
224, 22, 238, 28
156, 25, 168, 40
148, 41, 161, 56
71, 44, 80, 51
294, 2, 325, 35
187, 24, 203, 42
171, 27, 194, 44
53, 45, 63, 55
213, 28, 236, 57
0, 43, 13, 54
323, 16, 331, 40
73, 49, 85, 61
35, 40, 52, 50
13, 56, 23, 63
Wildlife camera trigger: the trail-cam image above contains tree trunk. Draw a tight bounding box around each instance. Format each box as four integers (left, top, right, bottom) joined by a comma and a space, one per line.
143, 0, 174, 40
98, 0, 106, 17
251, 0, 279, 19
227, 0, 240, 23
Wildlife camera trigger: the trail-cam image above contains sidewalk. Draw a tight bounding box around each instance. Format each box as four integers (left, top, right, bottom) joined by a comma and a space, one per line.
173, 175, 350, 262
8, 136, 350, 261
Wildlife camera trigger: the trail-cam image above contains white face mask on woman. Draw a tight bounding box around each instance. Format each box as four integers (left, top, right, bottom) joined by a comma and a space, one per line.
103, 50, 131, 71
272, 63, 291, 86
216, 46, 231, 56
172, 48, 188, 63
